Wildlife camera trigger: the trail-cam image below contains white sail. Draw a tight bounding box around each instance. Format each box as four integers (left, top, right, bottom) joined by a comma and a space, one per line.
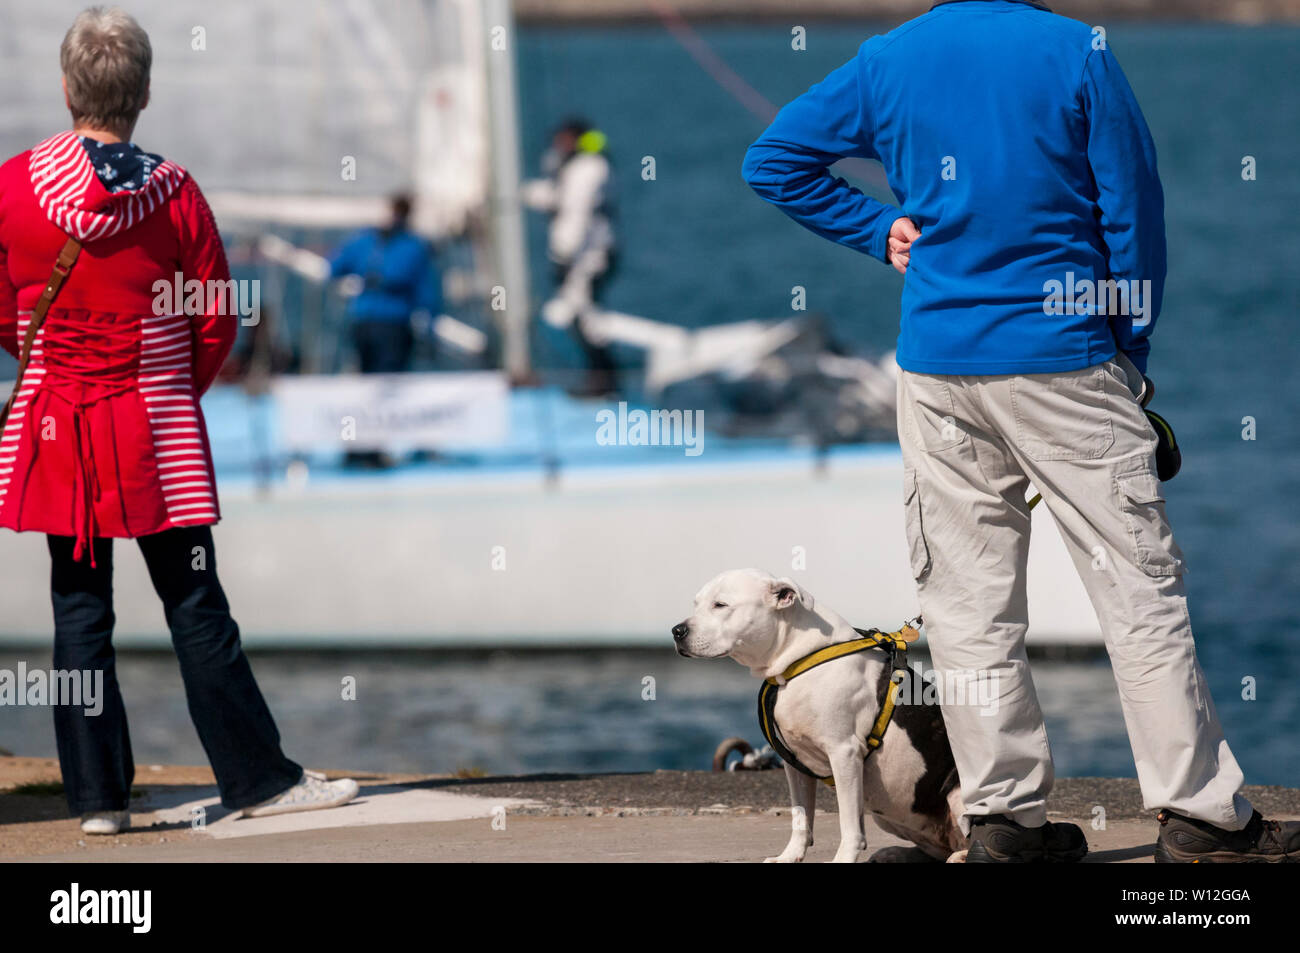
0, 0, 491, 238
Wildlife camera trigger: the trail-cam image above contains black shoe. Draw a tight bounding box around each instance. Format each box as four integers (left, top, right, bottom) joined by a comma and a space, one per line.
966, 815, 1088, 863
1154, 809, 1300, 863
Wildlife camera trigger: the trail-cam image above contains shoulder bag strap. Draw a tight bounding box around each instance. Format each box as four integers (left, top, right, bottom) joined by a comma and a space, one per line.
0, 236, 82, 430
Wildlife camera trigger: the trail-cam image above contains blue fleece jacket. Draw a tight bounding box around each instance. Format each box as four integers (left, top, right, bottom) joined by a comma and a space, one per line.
742, 0, 1165, 375
330, 227, 442, 324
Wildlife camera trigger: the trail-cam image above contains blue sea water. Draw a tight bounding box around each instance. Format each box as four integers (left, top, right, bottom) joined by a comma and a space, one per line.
0, 649, 1151, 781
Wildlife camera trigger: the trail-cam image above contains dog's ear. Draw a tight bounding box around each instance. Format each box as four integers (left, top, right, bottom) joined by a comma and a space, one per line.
769, 577, 812, 611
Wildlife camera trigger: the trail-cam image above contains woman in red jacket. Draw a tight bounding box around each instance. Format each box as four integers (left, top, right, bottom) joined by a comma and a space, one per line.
0, 7, 357, 834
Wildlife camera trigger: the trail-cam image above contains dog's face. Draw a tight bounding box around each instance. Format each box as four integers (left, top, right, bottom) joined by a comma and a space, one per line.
672, 569, 812, 662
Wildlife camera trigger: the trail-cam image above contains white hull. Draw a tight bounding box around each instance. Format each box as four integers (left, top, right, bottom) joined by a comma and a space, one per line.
0, 447, 1102, 648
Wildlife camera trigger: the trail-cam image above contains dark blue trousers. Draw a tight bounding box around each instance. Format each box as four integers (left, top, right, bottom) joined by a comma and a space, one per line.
48, 526, 302, 813
352, 320, 414, 374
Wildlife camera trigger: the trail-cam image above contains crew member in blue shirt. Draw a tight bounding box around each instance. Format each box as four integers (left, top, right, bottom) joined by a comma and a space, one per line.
330, 193, 441, 375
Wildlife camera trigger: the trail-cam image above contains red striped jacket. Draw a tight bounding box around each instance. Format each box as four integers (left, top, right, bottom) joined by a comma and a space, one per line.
0, 132, 235, 562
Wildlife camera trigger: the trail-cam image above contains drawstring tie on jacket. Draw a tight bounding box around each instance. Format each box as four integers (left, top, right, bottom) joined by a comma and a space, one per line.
70, 402, 101, 566
39, 389, 125, 568
37, 315, 139, 567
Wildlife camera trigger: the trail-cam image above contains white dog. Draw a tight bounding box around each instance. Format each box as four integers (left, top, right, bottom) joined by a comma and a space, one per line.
673, 569, 967, 863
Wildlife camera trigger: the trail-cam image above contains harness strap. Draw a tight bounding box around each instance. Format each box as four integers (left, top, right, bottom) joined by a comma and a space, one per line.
866, 662, 906, 751
756, 626, 915, 787
758, 679, 821, 781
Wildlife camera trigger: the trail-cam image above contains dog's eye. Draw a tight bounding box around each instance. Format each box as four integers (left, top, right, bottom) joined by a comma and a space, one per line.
713, 601, 728, 609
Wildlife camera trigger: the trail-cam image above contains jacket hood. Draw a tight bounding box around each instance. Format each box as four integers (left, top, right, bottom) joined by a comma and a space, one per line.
29, 131, 187, 241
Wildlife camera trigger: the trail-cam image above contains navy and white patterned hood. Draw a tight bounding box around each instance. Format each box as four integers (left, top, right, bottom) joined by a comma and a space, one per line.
79, 136, 166, 194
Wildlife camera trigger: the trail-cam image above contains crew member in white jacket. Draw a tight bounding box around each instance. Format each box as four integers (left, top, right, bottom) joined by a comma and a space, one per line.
522, 118, 617, 395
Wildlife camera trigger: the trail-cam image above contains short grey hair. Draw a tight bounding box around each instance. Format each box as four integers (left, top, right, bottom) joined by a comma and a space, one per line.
60, 7, 152, 130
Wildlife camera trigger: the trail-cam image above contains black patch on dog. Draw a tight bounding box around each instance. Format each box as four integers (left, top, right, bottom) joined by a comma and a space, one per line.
867, 845, 944, 863
876, 663, 959, 821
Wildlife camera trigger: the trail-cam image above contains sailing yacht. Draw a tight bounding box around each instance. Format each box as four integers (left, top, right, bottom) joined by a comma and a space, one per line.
0, 0, 1102, 648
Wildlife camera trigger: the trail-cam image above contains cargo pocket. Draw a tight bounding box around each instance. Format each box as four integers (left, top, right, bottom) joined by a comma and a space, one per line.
1116, 468, 1185, 577
903, 466, 932, 581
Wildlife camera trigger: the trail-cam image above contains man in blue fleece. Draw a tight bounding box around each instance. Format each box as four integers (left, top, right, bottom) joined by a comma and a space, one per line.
744, 0, 1297, 863
331, 193, 442, 376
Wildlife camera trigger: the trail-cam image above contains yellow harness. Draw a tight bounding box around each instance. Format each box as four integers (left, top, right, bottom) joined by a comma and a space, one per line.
757, 622, 919, 787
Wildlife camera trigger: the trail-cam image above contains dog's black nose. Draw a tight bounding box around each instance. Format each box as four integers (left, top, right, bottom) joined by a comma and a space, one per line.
672, 622, 689, 641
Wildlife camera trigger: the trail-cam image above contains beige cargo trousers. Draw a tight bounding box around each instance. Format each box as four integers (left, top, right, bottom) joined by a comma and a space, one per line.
898, 353, 1253, 834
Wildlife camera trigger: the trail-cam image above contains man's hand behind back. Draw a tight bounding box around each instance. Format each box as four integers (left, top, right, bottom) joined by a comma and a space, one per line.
887, 216, 921, 275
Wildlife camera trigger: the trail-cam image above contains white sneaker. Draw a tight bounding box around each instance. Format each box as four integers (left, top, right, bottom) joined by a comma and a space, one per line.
240, 770, 360, 818
81, 810, 129, 835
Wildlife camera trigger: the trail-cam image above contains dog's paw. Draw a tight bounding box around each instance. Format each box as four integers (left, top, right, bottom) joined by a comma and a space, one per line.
945, 849, 968, 863
763, 852, 805, 863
